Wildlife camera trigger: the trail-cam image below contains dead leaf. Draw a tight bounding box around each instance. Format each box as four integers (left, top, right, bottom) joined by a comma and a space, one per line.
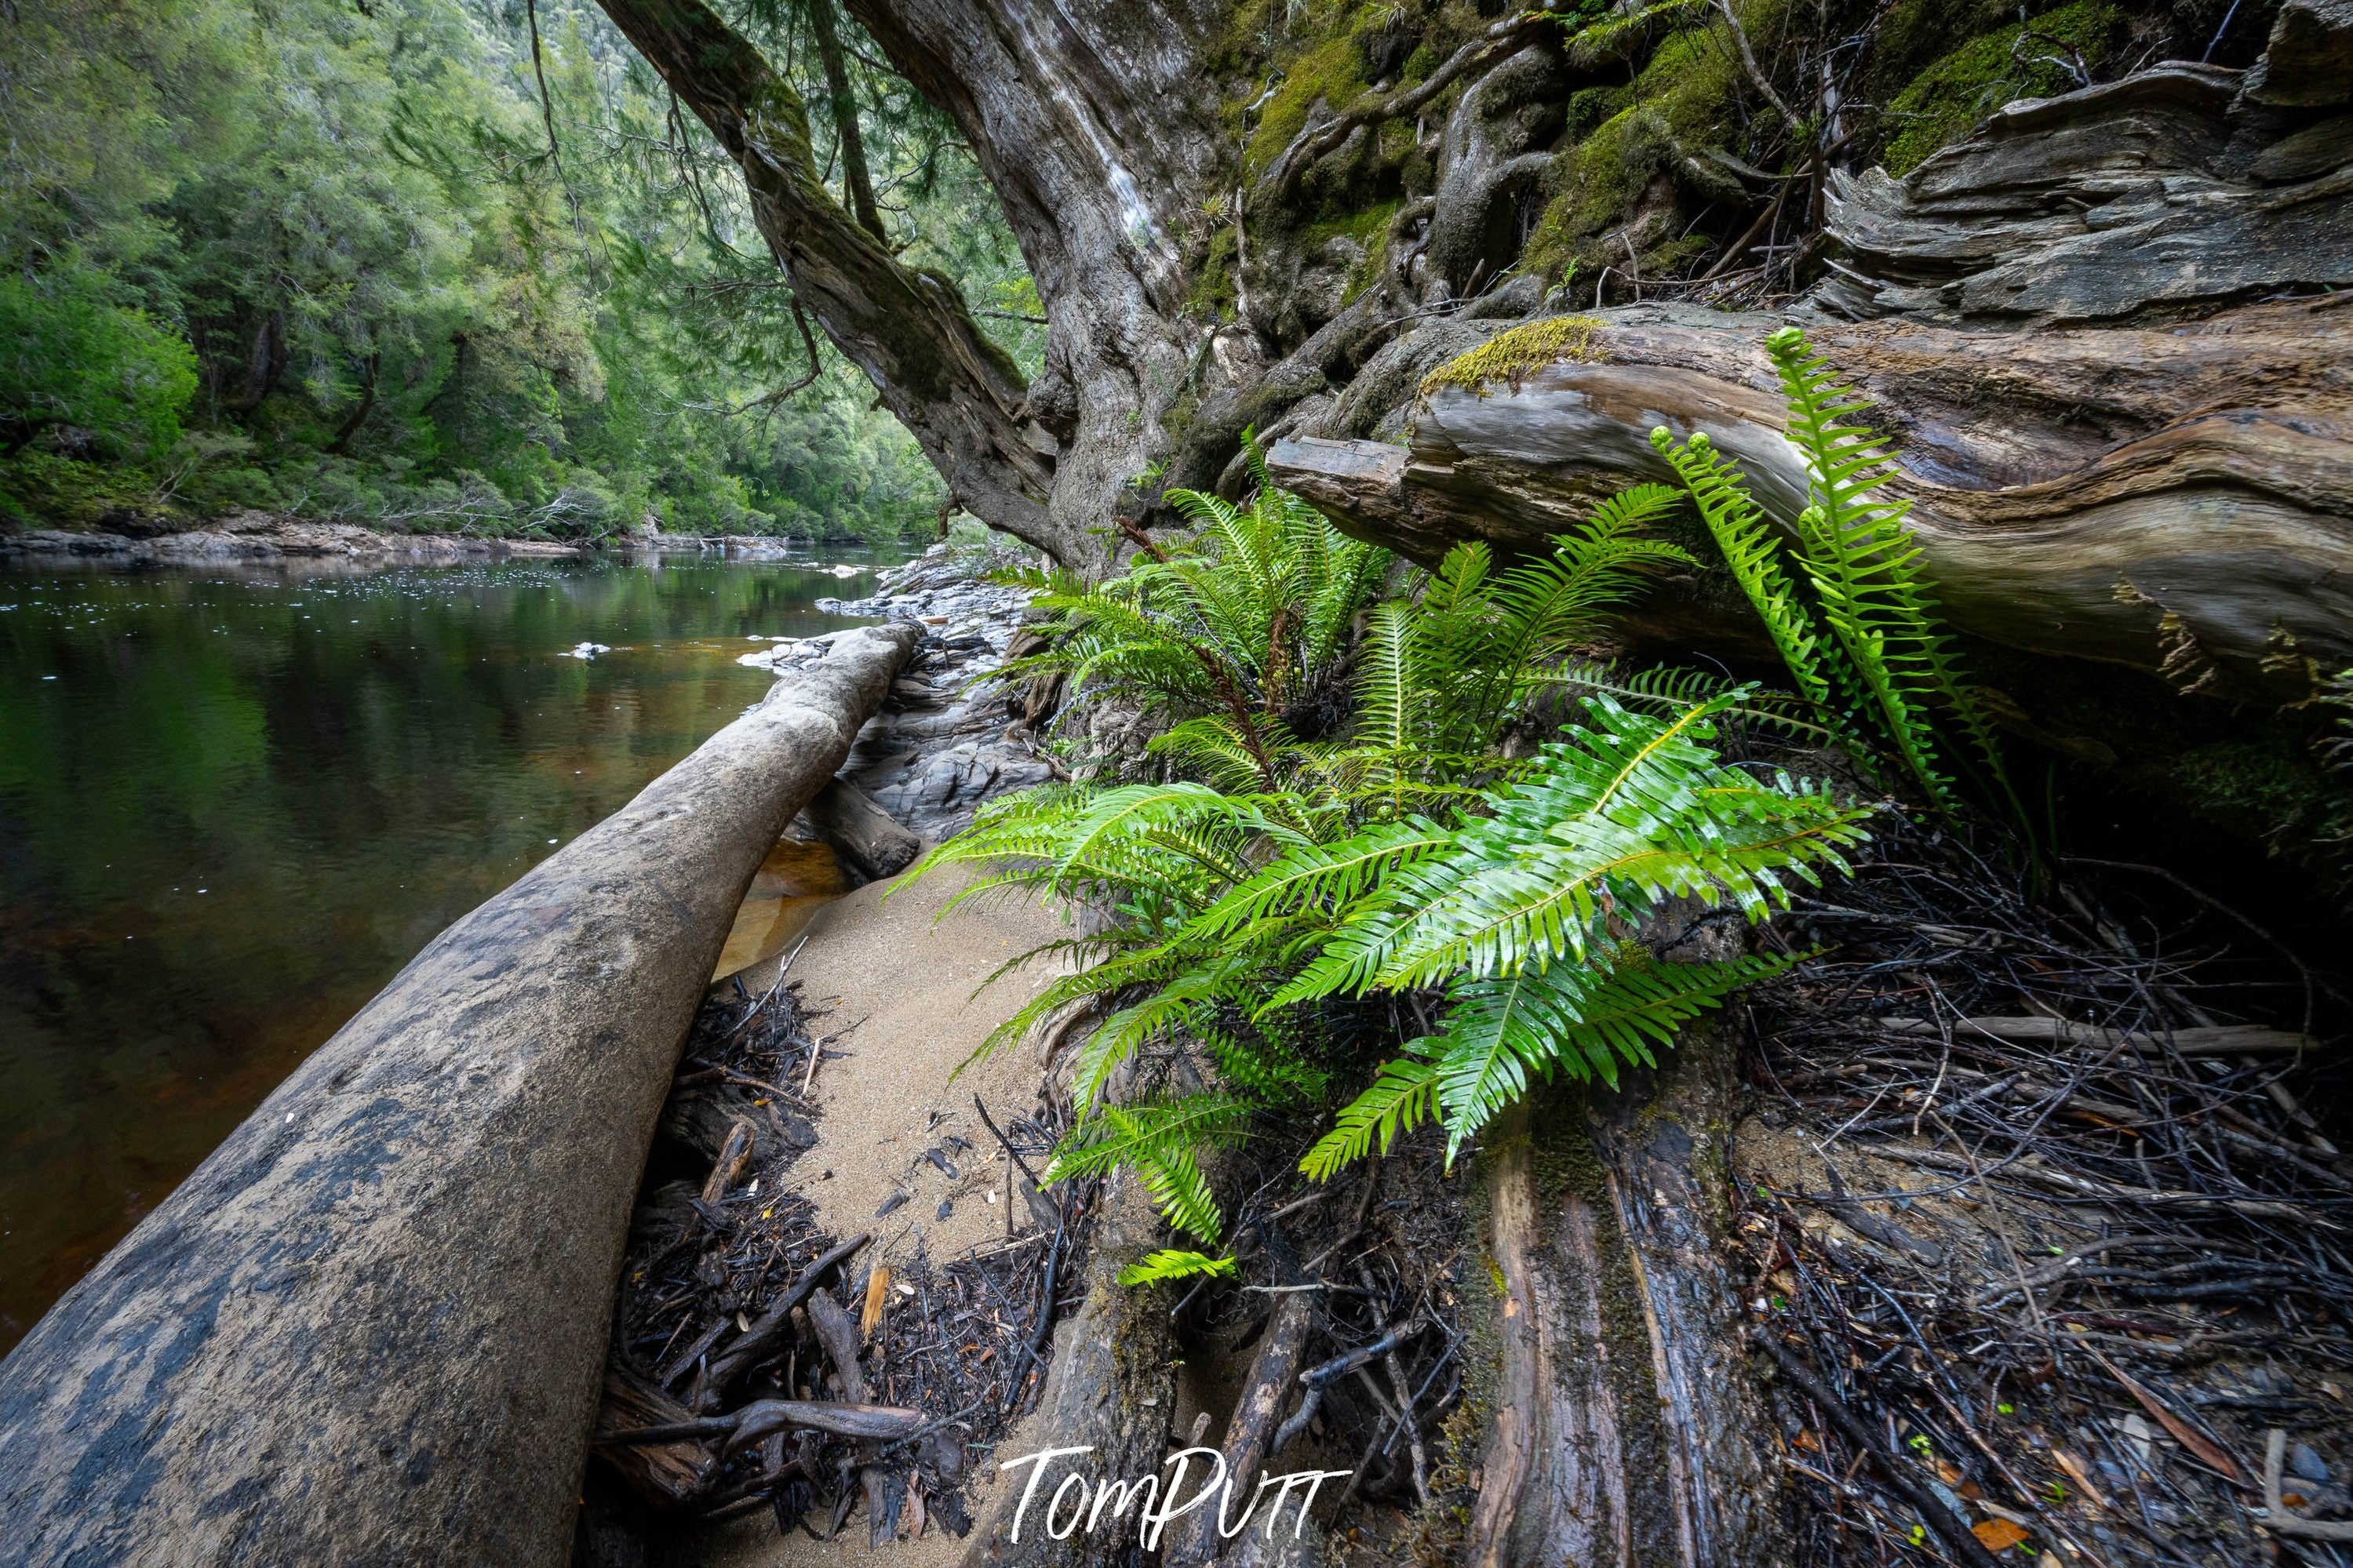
1794, 1428, 1820, 1453
861, 1265, 891, 1340
1972, 1519, 2030, 1552
2101, 1359, 2244, 1483
905, 1480, 927, 1540
1936, 1461, 1964, 1486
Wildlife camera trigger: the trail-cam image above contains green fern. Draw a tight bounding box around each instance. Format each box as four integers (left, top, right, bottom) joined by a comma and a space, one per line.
1288, 693, 1872, 1167
1645, 326, 2015, 818
1117, 1250, 1238, 1287
1646, 429, 1830, 708
915, 474, 1843, 1257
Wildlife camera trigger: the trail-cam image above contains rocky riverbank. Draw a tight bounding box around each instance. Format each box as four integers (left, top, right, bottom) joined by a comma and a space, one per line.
0, 510, 584, 565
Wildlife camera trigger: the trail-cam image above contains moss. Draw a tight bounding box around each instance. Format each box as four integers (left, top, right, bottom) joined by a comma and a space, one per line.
1882, 1, 2123, 174
1247, 34, 1366, 175
1565, 82, 1630, 140
1419, 315, 1607, 400
1186, 226, 1240, 320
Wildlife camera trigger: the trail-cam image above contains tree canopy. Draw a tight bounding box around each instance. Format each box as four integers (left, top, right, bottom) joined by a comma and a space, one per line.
0, 0, 1041, 543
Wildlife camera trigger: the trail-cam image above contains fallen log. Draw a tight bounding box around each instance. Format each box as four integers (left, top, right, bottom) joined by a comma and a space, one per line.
1465, 913, 1783, 1568
803, 774, 925, 883
1268, 64, 2353, 697
0, 624, 919, 1566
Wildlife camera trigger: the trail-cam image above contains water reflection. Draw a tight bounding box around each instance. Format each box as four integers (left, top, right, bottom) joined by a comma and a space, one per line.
0, 550, 902, 1351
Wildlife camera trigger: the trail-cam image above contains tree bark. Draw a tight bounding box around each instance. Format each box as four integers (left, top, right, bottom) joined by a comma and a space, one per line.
1268, 293, 2353, 692
1466, 920, 1785, 1568
0, 625, 919, 1568
592, 0, 1062, 552
806, 0, 886, 244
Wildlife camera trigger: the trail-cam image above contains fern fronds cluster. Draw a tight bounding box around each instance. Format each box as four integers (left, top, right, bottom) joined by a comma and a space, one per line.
914, 463, 1865, 1271
1648, 326, 2014, 818
1284, 692, 1872, 1165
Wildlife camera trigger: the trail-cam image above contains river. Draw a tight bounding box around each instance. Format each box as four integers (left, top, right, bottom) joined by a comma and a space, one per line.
0, 548, 906, 1352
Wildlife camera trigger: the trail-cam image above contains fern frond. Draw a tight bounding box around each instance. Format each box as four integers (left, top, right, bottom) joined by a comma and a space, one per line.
1118, 1250, 1237, 1286
1423, 947, 1794, 1163
1647, 424, 1832, 707
1300, 1055, 1441, 1180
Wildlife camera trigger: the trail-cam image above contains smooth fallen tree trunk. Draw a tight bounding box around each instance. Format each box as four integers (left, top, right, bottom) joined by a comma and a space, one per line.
0, 624, 918, 1568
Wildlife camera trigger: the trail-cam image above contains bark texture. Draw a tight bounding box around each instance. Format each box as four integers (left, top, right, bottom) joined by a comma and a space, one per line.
1467, 919, 1783, 1568
1269, 292, 2353, 689
594, 0, 1060, 551
0, 625, 918, 1568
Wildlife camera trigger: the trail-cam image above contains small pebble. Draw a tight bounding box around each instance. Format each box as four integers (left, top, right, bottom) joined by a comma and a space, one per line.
2291, 1442, 2331, 1483
937, 1199, 953, 1221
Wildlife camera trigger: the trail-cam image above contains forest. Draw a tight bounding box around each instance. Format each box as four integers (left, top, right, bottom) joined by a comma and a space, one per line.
0, 0, 2349, 1564
0, 0, 1043, 543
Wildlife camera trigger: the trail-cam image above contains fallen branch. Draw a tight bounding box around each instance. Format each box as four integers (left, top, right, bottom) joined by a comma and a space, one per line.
593, 1398, 925, 1450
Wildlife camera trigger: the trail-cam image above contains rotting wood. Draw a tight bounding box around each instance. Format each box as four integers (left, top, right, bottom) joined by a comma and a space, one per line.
0, 624, 919, 1568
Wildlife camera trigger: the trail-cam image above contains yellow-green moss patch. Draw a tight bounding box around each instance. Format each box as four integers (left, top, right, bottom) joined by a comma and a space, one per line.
1419, 315, 1606, 399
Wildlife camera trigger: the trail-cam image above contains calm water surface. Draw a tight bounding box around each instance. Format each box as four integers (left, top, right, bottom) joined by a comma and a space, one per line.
0, 550, 902, 1351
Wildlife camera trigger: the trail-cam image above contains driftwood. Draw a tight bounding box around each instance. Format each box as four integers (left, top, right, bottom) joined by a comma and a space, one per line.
596, 1398, 926, 1448
0, 624, 919, 1567
1874, 1015, 2324, 1055
700, 1229, 872, 1401
803, 775, 925, 883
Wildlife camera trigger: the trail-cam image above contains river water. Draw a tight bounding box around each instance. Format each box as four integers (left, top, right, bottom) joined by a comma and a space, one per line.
0, 548, 905, 1352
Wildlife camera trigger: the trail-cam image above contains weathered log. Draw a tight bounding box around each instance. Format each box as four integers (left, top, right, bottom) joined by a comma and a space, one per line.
1468, 1027, 1786, 1568
803, 775, 925, 883
1266, 60, 2353, 696
1466, 901, 1785, 1568
956, 1172, 1177, 1568
0, 624, 919, 1566
1271, 289, 2353, 692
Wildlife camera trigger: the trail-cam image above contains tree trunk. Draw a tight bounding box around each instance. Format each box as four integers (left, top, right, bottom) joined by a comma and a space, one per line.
1467, 914, 1785, 1568
593, 0, 1063, 552
0, 626, 920, 1568
807, 0, 886, 244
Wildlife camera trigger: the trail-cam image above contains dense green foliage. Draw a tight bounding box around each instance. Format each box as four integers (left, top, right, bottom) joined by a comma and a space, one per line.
918, 425, 1883, 1271
914, 326, 2044, 1279
0, 0, 1037, 541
